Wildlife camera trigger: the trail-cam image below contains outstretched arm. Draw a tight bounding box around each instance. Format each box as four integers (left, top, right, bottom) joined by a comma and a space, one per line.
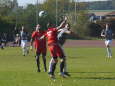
59, 29, 78, 37
56, 16, 67, 29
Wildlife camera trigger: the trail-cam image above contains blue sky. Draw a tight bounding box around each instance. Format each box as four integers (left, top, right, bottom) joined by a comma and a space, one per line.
17, 0, 107, 6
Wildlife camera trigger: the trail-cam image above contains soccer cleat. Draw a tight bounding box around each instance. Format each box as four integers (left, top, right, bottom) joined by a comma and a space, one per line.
64, 72, 71, 77
37, 69, 41, 72
109, 56, 112, 58
60, 72, 66, 78
44, 68, 47, 72
23, 54, 25, 56
48, 72, 55, 79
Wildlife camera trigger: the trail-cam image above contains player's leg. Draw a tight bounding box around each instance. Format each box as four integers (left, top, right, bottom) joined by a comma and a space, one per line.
60, 46, 67, 72
36, 51, 41, 72
105, 40, 112, 58
48, 57, 58, 78
63, 56, 71, 76
60, 57, 65, 73
42, 53, 47, 72
107, 40, 112, 58
48, 58, 53, 73
60, 46, 71, 76
48, 45, 57, 78
21, 40, 28, 56
21, 40, 25, 56
57, 45, 66, 77
1, 42, 4, 49
24, 40, 29, 55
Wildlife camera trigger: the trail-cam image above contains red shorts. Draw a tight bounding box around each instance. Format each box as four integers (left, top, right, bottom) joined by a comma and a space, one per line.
34, 43, 47, 55
48, 44, 64, 58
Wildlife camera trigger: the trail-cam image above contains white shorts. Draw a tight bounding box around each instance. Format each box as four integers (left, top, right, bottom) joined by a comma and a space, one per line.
21, 40, 28, 48
105, 40, 112, 46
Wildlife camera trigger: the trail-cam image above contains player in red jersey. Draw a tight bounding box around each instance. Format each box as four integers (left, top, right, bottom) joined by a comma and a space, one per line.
31, 24, 47, 72
41, 17, 67, 78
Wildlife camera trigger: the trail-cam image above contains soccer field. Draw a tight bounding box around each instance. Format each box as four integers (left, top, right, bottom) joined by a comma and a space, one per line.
0, 47, 115, 86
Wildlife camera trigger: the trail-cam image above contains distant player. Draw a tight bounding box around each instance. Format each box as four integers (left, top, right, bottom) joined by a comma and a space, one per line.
0, 33, 7, 49
0, 38, 4, 49
101, 23, 113, 58
20, 26, 29, 56
31, 24, 47, 72
41, 17, 67, 78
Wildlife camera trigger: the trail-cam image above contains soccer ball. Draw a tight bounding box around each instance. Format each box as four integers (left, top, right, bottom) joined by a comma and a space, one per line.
39, 11, 47, 17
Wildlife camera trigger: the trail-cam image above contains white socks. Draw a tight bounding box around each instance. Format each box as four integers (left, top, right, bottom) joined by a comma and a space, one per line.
107, 47, 112, 58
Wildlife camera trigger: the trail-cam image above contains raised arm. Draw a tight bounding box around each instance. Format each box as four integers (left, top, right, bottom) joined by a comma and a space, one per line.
101, 29, 105, 37
56, 16, 67, 29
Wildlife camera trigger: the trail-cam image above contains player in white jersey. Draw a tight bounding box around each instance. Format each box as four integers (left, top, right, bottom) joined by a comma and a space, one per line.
101, 23, 113, 58
20, 26, 29, 56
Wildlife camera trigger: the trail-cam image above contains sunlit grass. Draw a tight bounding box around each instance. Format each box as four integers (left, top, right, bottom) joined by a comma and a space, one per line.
0, 47, 115, 86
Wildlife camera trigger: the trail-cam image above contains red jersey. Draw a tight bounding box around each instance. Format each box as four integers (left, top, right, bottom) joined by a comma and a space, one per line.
32, 31, 46, 48
45, 27, 58, 45
45, 27, 64, 57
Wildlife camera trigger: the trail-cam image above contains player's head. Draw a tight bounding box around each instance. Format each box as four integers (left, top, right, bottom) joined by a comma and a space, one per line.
65, 23, 70, 30
105, 22, 111, 29
36, 24, 41, 31
47, 22, 55, 28
21, 26, 25, 31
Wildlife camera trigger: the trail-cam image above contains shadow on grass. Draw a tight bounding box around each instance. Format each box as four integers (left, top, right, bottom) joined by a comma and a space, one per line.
71, 72, 115, 74
69, 56, 84, 59
70, 72, 115, 80
74, 77, 115, 80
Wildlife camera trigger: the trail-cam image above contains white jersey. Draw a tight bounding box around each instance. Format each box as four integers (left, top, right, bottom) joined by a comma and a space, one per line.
58, 29, 68, 46
20, 31, 28, 40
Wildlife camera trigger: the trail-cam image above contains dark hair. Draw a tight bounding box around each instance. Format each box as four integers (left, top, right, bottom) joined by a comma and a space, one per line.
47, 22, 55, 28
66, 23, 71, 30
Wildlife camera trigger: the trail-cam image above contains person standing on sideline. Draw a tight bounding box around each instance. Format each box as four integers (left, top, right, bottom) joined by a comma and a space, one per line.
20, 26, 29, 56
101, 23, 113, 58
30, 24, 47, 72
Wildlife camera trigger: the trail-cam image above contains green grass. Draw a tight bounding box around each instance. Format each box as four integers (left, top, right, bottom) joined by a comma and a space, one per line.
0, 47, 115, 86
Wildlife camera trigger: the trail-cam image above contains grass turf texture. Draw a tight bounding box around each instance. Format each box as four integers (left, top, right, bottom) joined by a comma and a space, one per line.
0, 47, 115, 86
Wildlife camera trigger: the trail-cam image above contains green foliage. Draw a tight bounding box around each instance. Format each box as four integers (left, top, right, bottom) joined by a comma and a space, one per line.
68, 10, 89, 38
0, 0, 90, 39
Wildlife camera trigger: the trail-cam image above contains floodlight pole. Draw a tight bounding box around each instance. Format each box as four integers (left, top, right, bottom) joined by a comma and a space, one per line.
36, 0, 39, 25
75, 0, 79, 24
56, 0, 58, 26
75, 0, 77, 24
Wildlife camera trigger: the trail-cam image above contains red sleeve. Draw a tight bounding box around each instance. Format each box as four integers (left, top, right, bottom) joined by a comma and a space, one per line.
54, 28, 58, 32
31, 31, 36, 38
43, 31, 47, 37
